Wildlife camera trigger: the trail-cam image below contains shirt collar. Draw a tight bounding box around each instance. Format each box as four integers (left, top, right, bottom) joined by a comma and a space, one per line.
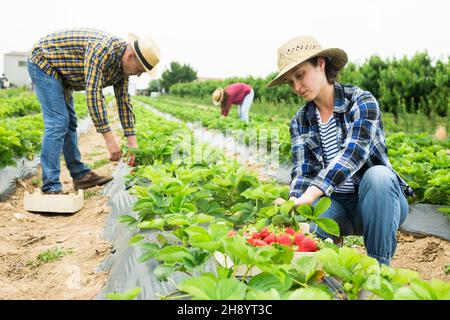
305, 81, 348, 122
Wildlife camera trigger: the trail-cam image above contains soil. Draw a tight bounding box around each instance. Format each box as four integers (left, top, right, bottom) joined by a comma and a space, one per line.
0, 108, 124, 300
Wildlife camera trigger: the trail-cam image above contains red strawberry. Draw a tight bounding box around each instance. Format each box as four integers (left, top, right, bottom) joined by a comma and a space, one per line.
276, 235, 292, 246
252, 239, 269, 247
263, 233, 277, 244
247, 238, 268, 246
227, 230, 237, 238
294, 233, 305, 246
298, 237, 318, 252
259, 228, 269, 238
251, 232, 262, 239
285, 227, 296, 235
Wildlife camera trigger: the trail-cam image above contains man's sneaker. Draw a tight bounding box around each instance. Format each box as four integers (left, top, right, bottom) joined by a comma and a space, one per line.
73, 171, 113, 190
43, 190, 68, 195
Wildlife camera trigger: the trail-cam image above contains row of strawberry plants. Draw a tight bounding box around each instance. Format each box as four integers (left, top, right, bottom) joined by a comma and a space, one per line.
133, 96, 292, 164
135, 95, 449, 206
116, 104, 450, 300
0, 90, 104, 168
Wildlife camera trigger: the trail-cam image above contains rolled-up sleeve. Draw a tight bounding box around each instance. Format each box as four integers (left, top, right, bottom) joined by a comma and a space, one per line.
84, 42, 111, 134
289, 114, 316, 198
113, 78, 135, 137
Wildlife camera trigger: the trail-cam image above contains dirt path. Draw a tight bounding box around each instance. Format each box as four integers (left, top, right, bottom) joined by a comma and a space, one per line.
0, 108, 124, 300
392, 232, 450, 281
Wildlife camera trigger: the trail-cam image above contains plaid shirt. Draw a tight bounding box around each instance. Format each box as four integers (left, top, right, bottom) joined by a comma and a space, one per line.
289, 82, 414, 199
28, 28, 135, 136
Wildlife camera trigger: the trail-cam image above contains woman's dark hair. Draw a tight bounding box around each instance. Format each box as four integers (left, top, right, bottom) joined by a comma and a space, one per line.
307, 56, 340, 84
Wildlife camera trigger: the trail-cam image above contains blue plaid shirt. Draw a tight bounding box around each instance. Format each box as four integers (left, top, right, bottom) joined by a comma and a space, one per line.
289, 82, 414, 199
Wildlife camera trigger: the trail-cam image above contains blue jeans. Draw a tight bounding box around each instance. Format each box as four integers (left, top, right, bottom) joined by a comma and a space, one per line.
309, 165, 409, 265
237, 90, 254, 122
27, 61, 90, 192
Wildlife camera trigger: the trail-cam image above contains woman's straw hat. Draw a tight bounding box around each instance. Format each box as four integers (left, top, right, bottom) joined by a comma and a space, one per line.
128, 33, 161, 77
267, 36, 348, 88
212, 88, 224, 106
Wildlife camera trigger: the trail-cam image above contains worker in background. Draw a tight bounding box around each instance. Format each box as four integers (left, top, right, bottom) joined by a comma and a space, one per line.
212, 83, 254, 122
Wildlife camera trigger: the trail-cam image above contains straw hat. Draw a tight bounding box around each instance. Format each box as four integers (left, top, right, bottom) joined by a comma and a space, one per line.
267, 36, 348, 88
128, 33, 161, 77
212, 88, 224, 106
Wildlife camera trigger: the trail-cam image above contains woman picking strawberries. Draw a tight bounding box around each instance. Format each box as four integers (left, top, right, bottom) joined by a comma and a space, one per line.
270, 36, 414, 265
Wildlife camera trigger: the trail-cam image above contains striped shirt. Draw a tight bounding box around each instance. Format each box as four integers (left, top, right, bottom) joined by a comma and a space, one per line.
28, 28, 135, 136
289, 82, 414, 199
316, 109, 355, 193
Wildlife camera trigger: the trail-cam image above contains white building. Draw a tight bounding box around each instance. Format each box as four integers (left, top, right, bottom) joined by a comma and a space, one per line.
3, 51, 30, 88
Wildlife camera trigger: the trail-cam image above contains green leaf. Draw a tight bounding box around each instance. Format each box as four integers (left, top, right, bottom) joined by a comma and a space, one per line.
279, 200, 295, 215
137, 218, 165, 230
105, 287, 141, 300
223, 236, 250, 265
128, 234, 145, 245
177, 277, 247, 300
248, 272, 291, 293
286, 287, 332, 300
190, 213, 215, 224
292, 256, 321, 284
295, 204, 313, 218
155, 245, 192, 263
166, 215, 189, 226
271, 215, 292, 227
118, 214, 136, 223
138, 243, 160, 263
154, 265, 177, 282
157, 233, 169, 246
257, 206, 278, 218
314, 217, 340, 236
246, 288, 282, 300
313, 197, 331, 217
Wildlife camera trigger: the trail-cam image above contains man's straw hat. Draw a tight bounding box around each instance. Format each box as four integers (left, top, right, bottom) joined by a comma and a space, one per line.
212, 88, 224, 106
128, 33, 161, 77
267, 36, 348, 88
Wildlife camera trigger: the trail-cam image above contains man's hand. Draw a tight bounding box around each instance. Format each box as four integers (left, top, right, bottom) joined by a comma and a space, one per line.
102, 131, 122, 161
127, 135, 138, 166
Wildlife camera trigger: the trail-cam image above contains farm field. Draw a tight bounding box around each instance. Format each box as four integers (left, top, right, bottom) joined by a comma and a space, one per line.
1, 88, 448, 300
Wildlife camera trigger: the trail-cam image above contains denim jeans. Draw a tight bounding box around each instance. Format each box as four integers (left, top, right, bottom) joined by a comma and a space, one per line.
309, 165, 409, 265
27, 61, 90, 192
238, 89, 254, 122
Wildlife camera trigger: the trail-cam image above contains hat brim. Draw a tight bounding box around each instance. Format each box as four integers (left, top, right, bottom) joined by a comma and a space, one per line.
212, 89, 223, 106
128, 32, 158, 77
267, 48, 348, 88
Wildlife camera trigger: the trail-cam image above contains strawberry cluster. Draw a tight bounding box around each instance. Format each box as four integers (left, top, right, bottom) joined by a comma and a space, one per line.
229, 227, 318, 252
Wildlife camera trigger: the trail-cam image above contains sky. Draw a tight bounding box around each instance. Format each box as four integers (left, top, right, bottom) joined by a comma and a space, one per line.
1, 0, 449, 89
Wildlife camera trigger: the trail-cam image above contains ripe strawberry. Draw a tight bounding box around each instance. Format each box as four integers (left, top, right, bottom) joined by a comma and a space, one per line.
298, 237, 318, 252
294, 233, 305, 246
276, 235, 292, 246
285, 227, 296, 235
252, 239, 269, 247
227, 230, 237, 238
259, 228, 270, 238
263, 233, 277, 244
251, 232, 262, 239
247, 238, 268, 246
